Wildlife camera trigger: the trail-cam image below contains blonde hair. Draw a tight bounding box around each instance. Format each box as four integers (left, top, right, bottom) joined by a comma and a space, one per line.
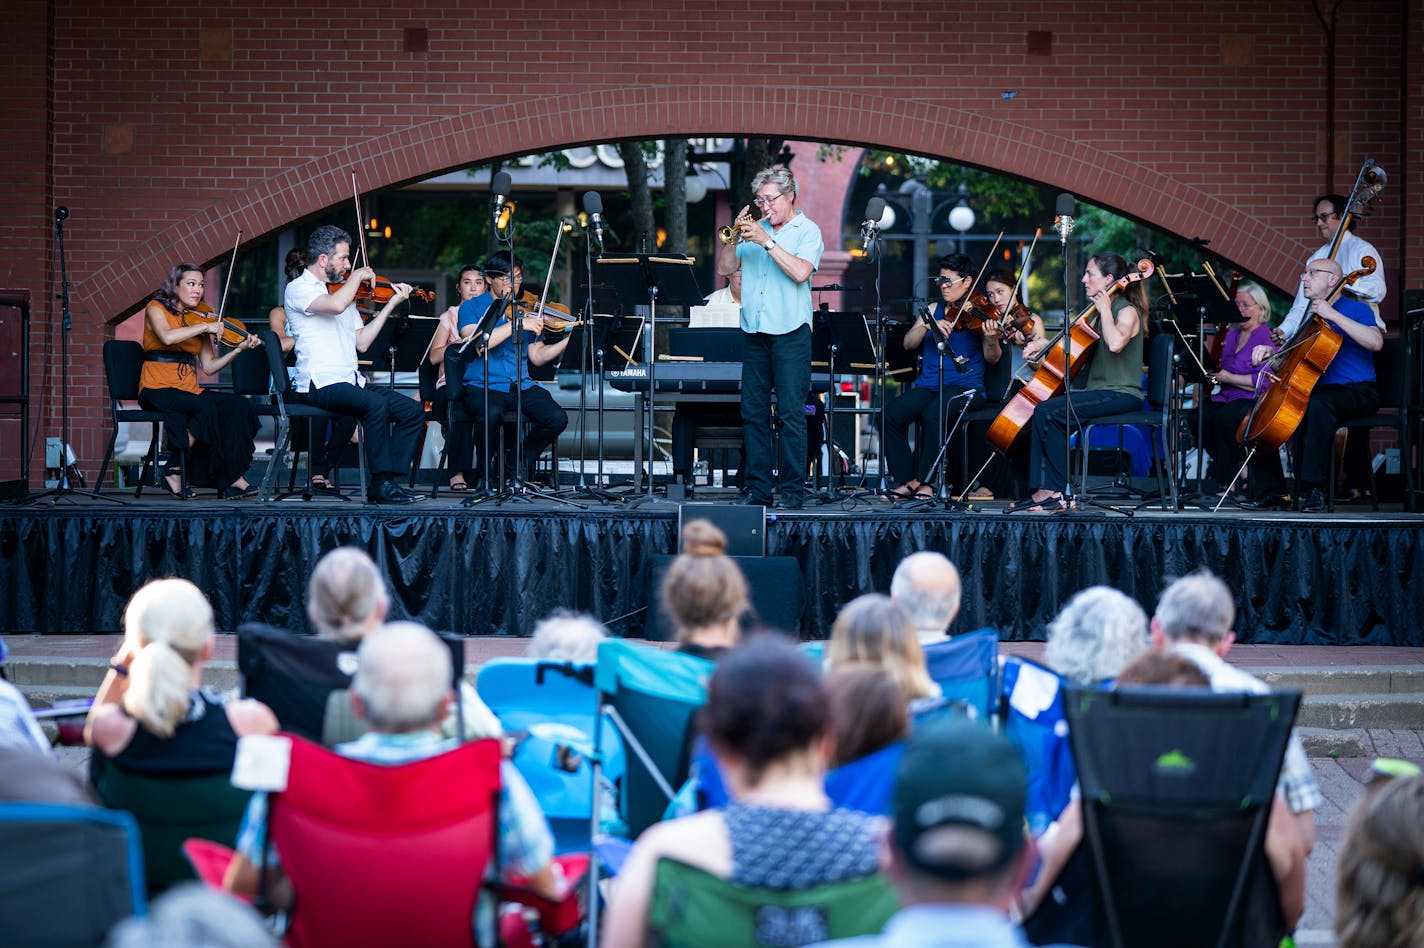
122, 579, 214, 739
1335, 776, 1424, 948
307, 547, 388, 641
827, 593, 939, 701
660, 520, 749, 641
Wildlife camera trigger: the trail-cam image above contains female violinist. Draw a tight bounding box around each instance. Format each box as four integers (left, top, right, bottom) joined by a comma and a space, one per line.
983, 269, 1045, 351
140, 263, 262, 499
428, 263, 488, 490
1199, 283, 1277, 497
1023, 252, 1147, 512
883, 253, 1002, 500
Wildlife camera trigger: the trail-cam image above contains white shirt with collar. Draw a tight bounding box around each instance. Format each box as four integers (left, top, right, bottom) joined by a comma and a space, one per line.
1277, 231, 1387, 336
284, 269, 364, 392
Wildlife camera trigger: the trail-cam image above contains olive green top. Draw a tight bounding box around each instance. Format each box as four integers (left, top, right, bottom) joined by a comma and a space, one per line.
1084, 294, 1144, 398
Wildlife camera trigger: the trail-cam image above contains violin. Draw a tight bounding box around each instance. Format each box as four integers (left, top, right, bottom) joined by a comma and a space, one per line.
178, 304, 254, 348
986, 259, 1155, 454
997, 299, 1036, 341
327, 276, 435, 313
949, 292, 997, 333
512, 291, 583, 334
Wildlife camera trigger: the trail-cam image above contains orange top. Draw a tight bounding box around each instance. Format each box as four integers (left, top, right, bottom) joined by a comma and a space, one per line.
139, 302, 207, 395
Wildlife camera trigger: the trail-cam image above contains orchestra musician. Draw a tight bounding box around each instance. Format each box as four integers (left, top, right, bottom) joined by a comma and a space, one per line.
883, 253, 1002, 501
1242, 258, 1381, 513
428, 264, 488, 491
269, 247, 355, 495
984, 269, 1046, 350
1200, 282, 1277, 498
453, 253, 569, 488
283, 225, 426, 505
717, 166, 824, 510
1257, 192, 1388, 503
1022, 253, 1148, 512
140, 264, 263, 499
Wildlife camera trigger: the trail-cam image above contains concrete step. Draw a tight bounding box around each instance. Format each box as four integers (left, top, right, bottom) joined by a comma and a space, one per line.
1255, 665, 1424, 695
7, 656, 239, 692
1297, 692, 1424, 730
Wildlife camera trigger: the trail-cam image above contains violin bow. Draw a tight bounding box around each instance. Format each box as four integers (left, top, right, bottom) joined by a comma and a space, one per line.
946, 231, 1004, 333
529, 218, 568, 327
1004, 228, 1040, 322
351, 172, 374, 290
214, 229, 242, 326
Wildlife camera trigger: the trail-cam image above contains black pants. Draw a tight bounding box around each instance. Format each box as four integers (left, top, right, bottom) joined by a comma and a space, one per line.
431, 384, 476, 482
1201, 397, 1253, 488
138, 387, 259, 490
741, 326, 811, 500
884, 384, 981, 487
294, 381, 425, 485
1250, 381, 1379, 494
462, 385, 568, 483
1029, 389, 1141, 492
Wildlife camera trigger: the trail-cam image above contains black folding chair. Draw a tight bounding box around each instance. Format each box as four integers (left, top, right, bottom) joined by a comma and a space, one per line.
1078, 332, 1178, 509
96, 339, 183, 496
258, 330, 366, 502
1328, 334, 1412, 511
237, 622, 358, 743
1024, 685, 1301, 948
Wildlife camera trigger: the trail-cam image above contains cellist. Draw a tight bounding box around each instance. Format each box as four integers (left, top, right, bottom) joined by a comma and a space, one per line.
1241, 259, 1381, 513
1022, 253, 1148, 512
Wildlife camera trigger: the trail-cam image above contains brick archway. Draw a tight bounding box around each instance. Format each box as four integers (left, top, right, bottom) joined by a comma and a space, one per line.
89, 83, 1301, 324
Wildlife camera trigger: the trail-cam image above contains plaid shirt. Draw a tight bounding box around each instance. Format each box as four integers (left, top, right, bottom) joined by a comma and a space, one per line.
235, 730, 553, 939
1170, 642, 1324, 814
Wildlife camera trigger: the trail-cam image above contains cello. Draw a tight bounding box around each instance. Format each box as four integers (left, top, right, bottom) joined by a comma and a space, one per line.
985, 258, 1154, 454
1234, 258, 1375, 451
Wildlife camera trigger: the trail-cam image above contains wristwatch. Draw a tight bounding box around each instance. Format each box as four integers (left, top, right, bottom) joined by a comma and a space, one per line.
765, 238, 777, 251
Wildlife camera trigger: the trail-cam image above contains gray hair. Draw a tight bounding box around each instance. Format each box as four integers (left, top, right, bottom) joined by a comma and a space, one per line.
306, 224, 351, 261
1236, 282, 1272, 322
1153, 569, 1235, 645
527, 610, 607, 664
307, 547, 388, 641
750, 166, 797, 202
1043, 586, 1149, 686
105, 882, 276, 947
352, 622, 452, 733
890, 551, 962, 639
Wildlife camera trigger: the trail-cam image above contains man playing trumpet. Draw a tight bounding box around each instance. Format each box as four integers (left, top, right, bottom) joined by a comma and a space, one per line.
716, 166, 823, 509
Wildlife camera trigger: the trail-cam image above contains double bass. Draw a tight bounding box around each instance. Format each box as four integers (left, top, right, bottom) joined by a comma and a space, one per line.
985, 259, 1154, 454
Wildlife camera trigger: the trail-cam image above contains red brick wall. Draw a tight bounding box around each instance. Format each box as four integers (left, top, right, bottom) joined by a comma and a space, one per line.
2, 0, 1417, 482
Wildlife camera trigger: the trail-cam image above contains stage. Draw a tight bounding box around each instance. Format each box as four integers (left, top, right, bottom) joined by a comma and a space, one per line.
3, 488, 1420, 645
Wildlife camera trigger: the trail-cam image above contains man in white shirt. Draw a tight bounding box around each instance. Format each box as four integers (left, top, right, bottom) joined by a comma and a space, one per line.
283, 225, 427, 505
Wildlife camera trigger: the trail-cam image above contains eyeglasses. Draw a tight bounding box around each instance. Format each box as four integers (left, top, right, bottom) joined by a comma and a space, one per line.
932, 276, 965, 286
1311, 212, 1339, 223
752, 192, 784, 209
1304, 268, 1334, 277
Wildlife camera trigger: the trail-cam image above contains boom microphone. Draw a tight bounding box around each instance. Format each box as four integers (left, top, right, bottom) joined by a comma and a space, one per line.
1054, 192, 1076, 242
583, 191, 606, 252
491, 171, 513, 229
861, 196, 885, 255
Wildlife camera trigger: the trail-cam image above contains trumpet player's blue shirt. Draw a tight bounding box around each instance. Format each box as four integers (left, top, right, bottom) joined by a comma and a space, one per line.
737, 211, 823, 335
458, 292, 539, 391
916, 301, 986, 394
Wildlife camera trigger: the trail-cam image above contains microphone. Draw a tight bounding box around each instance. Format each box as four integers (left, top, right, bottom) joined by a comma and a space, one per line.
54, 206, 69, 223
491, 171, 513, 229
1054, 192, 1075, 242
860, 196, 885, 255
583, 191, 606, 252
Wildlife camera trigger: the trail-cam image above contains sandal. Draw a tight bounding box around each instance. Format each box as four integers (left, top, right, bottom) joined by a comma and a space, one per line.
885, 481, 919, 501
912, 484, 935, 499
967, 486, 995, 501
220, 484, 260, 500
449, 477, 469, 492
162, 473, 196, 501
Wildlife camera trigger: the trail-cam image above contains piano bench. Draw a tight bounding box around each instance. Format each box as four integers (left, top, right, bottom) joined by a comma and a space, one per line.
694, 427, 743, 482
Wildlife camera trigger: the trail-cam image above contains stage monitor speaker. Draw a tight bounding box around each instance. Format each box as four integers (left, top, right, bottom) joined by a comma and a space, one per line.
643, 554, 803, 641
677, 502, 764, 557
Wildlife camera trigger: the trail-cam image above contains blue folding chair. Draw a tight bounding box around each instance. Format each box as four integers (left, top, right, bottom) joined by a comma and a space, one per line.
1000, 654, 1075, 838
475, 657, 626, 853
922, 627, 999, 722
0, 802, 147, 947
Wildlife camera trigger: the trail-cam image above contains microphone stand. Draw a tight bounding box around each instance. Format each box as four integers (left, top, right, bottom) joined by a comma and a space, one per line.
903, 303, 973, 511
569, 216, 620, 504
32, 207, 120, 505
840, 223, 893, 506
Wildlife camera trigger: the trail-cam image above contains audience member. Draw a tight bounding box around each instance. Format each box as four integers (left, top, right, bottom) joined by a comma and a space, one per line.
827, 594, 939, 704
660, 519, 750, 661
605, 635, 883, 947
1334, 775, 1424, 948
0, 744, 95, 804
105, 882, 276, 948
1151, 569, 1322, 852
526, 610, 608, 665
86, 578, 278, 768
0, 636, 51, 754
224, 622, 560, 937
889, 551, 963, 644
307, 545, 388, 642
816, 719, 1036, 948
825, 664, 909, 769
1023, 644, 1308, 930
1042, 586, 1149, 686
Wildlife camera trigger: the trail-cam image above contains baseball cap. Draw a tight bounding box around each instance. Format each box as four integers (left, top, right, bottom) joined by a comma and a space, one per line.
893, 718, 1027, 880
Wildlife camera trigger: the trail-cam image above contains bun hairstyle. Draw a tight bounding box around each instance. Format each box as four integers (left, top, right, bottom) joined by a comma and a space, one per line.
1089, 251, 1149, 321
701, 634, 827, 785
283, 248, 310, 281
659, 519, 749, 640
122, 579, 214, 739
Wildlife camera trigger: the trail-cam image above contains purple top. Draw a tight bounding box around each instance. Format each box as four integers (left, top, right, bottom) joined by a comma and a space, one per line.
1213, 324, 1276, 404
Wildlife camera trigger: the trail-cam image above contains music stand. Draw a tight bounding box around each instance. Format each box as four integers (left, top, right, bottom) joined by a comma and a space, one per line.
1158, 274, 1243, 507
811, 309, 873, 503
366, 316, 440, 389
573, 313, 643, 497
595, 254, 704, 500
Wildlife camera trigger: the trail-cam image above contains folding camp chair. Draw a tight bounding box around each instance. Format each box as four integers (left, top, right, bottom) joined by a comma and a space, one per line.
999, 654, 1075, 837
476, 657, 626, 853
91, 755, 252, 898
0, 802, 147, 948
237, 622, 357, 743
921, 627, 999, 722
1024, 686, 1302, 948
645, 857, 899, 948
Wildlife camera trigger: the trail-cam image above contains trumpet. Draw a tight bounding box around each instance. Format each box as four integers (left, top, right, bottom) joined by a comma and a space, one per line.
717, 205, 758, 244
